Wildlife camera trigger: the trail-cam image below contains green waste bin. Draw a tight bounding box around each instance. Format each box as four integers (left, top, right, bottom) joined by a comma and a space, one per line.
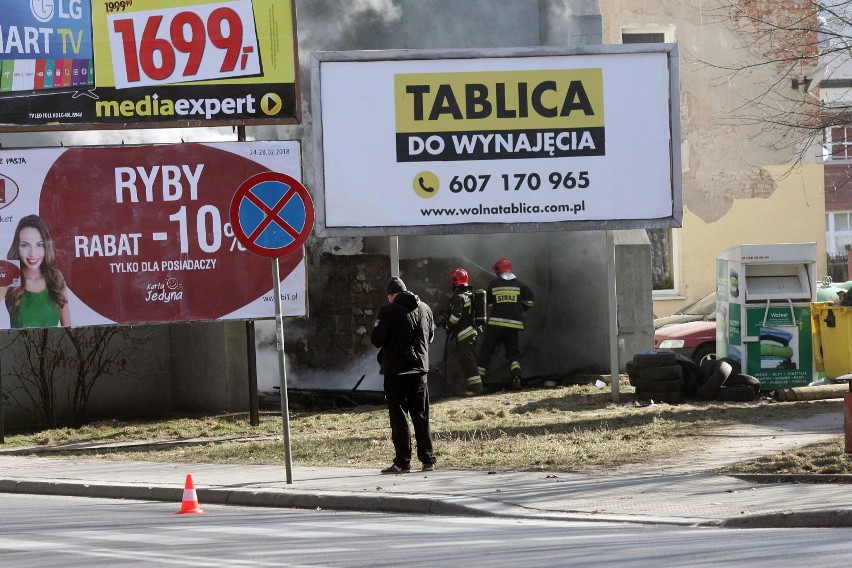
811, 301, 852, 379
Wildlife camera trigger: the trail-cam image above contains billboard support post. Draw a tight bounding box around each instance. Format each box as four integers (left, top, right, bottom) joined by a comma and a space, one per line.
606, 230, 620, 402
246, 322, 259, 427
390, 236, 400, 277
235, 124, 259, 427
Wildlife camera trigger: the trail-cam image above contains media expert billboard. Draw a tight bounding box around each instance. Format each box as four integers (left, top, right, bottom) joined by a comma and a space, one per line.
0, 0, 299, 130
311, 45, 682, 237
0, 141, 306, 330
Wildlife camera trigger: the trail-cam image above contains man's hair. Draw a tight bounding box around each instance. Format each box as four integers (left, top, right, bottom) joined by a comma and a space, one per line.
386, 276, 407, 294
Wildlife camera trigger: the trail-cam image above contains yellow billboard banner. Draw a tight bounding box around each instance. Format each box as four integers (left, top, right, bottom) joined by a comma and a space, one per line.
394, 69, 605, 162
394, 69, 604, 132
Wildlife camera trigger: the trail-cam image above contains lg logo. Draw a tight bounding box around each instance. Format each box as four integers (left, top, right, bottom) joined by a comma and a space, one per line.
30, 0, 55, 23
31, 1, 85, 23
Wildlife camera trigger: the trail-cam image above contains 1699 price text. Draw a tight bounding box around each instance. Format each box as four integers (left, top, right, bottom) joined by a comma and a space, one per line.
449, 171, 591, 193
107, 1, 261, 88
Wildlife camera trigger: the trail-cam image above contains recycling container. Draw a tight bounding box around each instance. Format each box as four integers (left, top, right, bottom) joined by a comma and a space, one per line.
717, 243, 817, 389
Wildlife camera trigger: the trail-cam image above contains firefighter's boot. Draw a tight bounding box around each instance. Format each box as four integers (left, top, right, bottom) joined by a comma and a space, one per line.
510, 361, 522, 390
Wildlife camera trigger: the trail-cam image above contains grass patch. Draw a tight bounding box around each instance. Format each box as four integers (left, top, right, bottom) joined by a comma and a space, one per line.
723, 437, 852, 475
2, 382, 846, 473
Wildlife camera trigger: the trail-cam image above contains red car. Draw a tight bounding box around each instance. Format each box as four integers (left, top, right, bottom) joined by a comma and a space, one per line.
653, 293, 717, 364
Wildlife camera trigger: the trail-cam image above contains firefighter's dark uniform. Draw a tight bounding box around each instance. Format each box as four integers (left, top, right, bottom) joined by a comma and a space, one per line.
477, 275, 534, 388
444, 285, 483, 394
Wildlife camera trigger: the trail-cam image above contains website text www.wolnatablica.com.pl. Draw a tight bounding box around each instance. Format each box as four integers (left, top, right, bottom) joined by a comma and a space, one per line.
420, 200, 586, 217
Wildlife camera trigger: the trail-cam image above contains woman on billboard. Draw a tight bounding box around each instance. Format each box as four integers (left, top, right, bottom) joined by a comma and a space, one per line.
1, 215, 70, 328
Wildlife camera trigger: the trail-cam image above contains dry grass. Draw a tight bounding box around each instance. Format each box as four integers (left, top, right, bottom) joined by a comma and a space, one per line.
3, 381, 847, 473
723, 438, 852, 475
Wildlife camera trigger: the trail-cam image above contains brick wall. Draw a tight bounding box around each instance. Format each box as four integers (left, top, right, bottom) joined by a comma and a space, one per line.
289, 252, 466, 372
825, 163, 852, 212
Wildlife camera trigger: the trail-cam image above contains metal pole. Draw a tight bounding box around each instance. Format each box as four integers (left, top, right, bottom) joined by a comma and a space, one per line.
272, 257, 293, 483
606, 230, 620, 402
389, 236, 400, 276
235, 124, 259, 427
246, 321, 259, 426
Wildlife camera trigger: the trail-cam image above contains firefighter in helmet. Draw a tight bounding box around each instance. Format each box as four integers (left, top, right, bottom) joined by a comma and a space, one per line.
441, 268, 484, 395
477, 258, 534, 390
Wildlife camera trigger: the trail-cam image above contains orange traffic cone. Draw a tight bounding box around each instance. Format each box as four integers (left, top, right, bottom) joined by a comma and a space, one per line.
175, 473, 206, 514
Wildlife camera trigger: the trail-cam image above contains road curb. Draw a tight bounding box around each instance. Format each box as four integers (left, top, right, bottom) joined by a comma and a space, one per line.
719, 509, 852, 528
0, 478, 741, 526
0, 479, 485, 517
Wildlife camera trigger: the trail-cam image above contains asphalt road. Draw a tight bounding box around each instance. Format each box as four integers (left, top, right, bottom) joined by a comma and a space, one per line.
3, 494, 852, 567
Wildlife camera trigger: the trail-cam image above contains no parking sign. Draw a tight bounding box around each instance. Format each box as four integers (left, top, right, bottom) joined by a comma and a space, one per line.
229, 169, 314, 485
229, 172, 315, 257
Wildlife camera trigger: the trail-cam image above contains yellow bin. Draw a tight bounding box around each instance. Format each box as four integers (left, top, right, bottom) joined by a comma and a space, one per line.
811, 301, 852, 379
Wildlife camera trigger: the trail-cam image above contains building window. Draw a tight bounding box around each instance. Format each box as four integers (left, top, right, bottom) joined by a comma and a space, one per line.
825, 126, 852, 161
622, 32, 666, 44
621, 26, 679, 294
826, 211, 852, 255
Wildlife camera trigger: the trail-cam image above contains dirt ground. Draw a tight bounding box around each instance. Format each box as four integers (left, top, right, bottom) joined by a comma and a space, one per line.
610, 411, 844, 476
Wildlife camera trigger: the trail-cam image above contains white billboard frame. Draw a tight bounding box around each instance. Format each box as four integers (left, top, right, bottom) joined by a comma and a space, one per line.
311, 44, 682, 237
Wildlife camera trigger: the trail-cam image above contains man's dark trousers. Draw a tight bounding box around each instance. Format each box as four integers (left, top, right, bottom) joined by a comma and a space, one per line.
383, 373, 436, 468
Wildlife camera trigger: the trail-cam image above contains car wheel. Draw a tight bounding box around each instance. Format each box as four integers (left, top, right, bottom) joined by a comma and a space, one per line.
691, 344, 717, 366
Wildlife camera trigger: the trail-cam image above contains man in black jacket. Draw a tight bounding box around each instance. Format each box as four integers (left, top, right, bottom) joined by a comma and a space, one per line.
371, 276, 437, 474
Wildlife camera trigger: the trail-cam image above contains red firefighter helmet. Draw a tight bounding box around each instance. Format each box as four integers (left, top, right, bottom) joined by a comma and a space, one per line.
493, 258, 512, 275
449, 268, 469, 287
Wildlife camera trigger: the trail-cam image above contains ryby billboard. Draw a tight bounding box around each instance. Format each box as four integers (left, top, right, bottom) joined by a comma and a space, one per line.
0, 141, 306, 329
0, 0, 299, 130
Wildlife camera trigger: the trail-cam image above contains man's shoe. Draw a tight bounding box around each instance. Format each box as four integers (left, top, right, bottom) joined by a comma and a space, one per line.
381, 464, 410, 474
422, 463, 435, 472
512, 376, 522, 390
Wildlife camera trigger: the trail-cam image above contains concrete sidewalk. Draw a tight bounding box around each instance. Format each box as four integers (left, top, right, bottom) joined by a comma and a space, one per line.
0, 412, 850, 528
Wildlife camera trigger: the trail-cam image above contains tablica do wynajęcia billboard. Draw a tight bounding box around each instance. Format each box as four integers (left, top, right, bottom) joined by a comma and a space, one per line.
0, 140, 306, 330
0, 0, 300, 130
311, 44, 682, 236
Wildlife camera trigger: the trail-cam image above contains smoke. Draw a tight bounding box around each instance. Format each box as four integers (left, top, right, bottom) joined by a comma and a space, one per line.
254, 318, 385, 393
296, 0, 402, 52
